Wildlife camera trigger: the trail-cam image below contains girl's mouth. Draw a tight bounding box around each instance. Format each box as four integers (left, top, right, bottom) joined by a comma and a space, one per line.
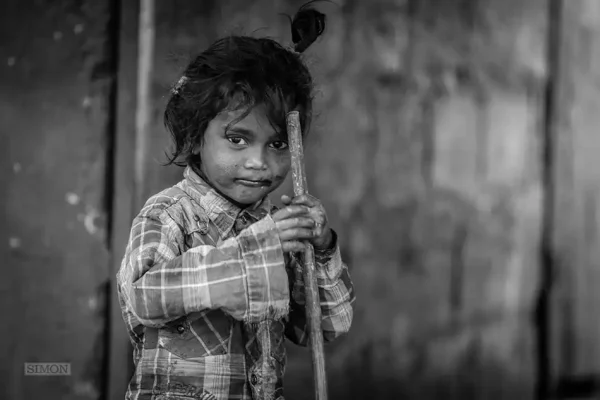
236, 179, 272, 187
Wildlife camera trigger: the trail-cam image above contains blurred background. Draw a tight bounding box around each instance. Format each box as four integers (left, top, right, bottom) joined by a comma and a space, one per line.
2, 0, 600, 399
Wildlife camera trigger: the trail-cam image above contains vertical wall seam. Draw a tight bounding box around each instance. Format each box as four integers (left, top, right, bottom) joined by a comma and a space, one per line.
102, 0, 122, 398
535, 0, 562, 398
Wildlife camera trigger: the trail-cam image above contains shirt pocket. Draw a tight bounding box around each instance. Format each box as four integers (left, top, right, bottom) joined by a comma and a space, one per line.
159, 311, 232, 359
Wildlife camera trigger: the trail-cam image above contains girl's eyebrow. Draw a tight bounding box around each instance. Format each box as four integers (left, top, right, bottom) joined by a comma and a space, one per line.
224, 126, 255, 136
225, 125, 286, 141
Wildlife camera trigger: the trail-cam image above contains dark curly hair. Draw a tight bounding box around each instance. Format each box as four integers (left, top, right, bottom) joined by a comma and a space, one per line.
164, 3, 326, 167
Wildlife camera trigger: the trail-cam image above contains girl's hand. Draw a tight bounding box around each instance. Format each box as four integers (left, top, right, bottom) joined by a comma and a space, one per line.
280, 194, 333, 251
271, 205, 316, 253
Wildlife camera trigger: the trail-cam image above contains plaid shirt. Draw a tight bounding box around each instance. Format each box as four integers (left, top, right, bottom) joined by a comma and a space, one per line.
117, 167, 355, 400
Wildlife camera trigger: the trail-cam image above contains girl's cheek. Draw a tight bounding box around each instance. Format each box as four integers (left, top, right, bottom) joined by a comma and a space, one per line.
279, 151, 292, 167
267, 152, 290, 168
275, 159, 292, 176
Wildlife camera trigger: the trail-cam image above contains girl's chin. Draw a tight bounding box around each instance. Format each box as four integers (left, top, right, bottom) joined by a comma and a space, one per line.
227, 188, 271, 207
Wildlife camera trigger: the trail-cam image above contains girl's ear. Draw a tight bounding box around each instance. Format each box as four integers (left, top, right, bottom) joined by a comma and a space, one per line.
192, 144, 201, 155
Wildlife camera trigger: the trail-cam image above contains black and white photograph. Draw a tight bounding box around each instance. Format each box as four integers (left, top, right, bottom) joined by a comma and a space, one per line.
2, 0, 600, 399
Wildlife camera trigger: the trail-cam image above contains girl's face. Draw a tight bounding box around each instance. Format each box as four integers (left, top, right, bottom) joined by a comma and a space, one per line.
196, 105, 291, 207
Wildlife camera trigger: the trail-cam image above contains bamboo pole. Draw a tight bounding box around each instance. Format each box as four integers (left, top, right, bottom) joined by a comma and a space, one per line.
286, 111, 328, 400
134, 0, 155, 208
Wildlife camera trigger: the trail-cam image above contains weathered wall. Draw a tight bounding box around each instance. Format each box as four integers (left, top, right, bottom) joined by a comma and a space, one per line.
140, 1, 547, 399
305, 1, 545, 398
0, 1, 115, 399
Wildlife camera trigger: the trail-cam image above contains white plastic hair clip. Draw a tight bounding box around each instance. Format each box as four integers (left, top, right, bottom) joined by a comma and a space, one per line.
171, 76, 188, 95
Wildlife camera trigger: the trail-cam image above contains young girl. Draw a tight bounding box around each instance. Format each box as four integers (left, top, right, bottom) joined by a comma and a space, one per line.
117, 5, 355, 400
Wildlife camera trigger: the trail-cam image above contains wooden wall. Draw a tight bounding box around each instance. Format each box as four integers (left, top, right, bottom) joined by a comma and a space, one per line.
2, 0, 600, 399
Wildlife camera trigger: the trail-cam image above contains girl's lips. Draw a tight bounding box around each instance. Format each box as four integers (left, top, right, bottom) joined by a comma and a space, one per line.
236, 179, 271, 187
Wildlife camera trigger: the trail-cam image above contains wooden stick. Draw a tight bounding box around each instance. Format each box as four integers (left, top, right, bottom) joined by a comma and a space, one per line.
286, 111, 328, 400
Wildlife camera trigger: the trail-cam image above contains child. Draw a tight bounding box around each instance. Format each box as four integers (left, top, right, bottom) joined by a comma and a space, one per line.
116, 5, 355, 400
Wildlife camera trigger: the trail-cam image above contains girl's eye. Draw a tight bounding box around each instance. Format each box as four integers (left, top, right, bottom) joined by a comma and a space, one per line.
270, 141, 288, 150
227, 137, 247, 146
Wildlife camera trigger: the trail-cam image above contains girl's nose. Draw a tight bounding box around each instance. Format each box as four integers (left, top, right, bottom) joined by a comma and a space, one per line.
244, 147, 268, 170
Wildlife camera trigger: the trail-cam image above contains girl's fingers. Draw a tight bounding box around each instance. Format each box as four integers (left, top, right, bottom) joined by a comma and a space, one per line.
304, 210, 327, 236
281, 194, 292, 205
279, 228, 315, 242
282, 240, 306, 253
272, 205, 310, 221
287, 196, 327, 224
290, 194, 318, 207
275, 217, 315, 231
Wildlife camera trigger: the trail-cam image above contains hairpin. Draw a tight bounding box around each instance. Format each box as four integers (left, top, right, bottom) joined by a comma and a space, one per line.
171, 76, 189, 95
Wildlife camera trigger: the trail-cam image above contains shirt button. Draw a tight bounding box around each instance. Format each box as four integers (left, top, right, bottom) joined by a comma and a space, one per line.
194, 215, 208, 235
177, 324, 185, 334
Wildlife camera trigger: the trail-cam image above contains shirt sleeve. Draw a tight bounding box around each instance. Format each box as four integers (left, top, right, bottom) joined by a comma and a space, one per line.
117, 207, 289, 328
284, 230, 356, 346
